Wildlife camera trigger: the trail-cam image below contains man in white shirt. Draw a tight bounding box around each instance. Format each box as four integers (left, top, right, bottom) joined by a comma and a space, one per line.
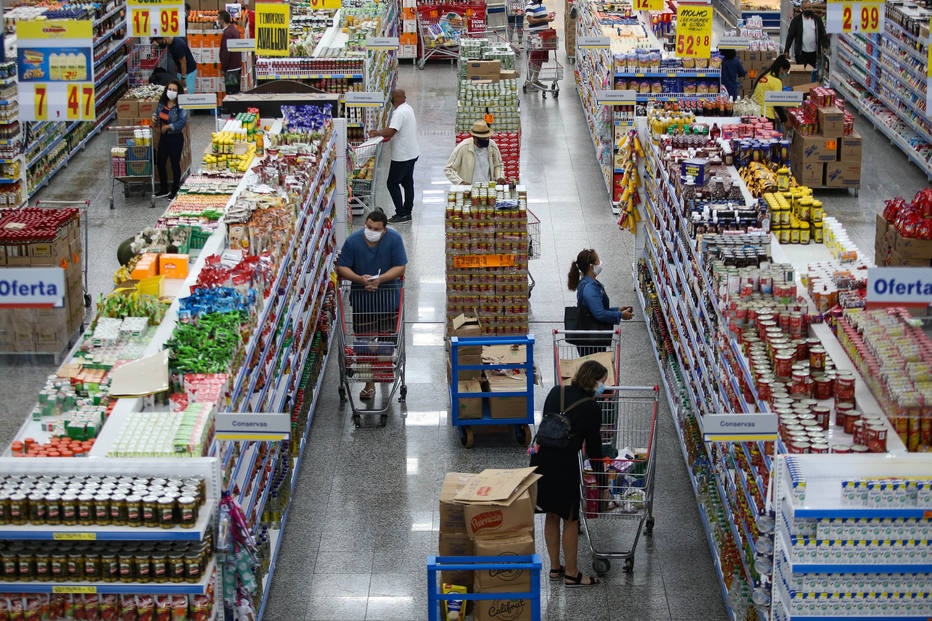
371, 88, 420, 223
784, 1, 829, 70
444, 120, 506, 185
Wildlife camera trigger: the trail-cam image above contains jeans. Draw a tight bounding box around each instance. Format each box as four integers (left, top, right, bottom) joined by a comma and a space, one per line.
386, 157, 417, 216
180, 70, 197, 95
156, 132, 185, 194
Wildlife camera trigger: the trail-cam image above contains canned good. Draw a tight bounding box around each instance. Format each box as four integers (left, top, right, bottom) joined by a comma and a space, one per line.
809, 346, 826, 371
834, 371, 856, 402
812, 406, 831, 430
158, 497, 176, 528
844, 411, 862, 436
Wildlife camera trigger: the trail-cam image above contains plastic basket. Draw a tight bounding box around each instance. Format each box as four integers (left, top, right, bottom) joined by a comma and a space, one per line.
126, 160, 151, 177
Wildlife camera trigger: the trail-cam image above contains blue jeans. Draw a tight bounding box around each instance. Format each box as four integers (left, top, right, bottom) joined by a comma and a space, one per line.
179, 70, 197, 94
386, 157, 417, 217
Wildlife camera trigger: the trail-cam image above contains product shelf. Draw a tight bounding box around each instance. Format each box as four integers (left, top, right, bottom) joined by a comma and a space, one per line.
0, 508, 215, 542
715, 471, 755, 585
0, 559, 216, 595
93, 2, 125, 28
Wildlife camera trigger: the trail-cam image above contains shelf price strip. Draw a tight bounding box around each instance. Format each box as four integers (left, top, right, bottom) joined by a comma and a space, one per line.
15, 20, 96, 122
825, 0, 884, 34
675, 3, 713, 59
699, 413, 778, 443
127, 0, 185, 38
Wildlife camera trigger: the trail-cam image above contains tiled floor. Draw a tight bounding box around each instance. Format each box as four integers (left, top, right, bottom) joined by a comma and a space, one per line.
2, 19, 931, 621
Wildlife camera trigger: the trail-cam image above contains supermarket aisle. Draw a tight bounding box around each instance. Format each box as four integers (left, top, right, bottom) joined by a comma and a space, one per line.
0, 39, 928, 621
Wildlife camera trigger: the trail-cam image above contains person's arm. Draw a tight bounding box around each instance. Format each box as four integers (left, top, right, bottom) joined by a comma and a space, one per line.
737, 58, 747, 79
173, 42, 188, 76
818, 17, 830, 50
336, 264, 368, 285
581, 281, 622, 324
784, 17, 798, 56
444, 142, 467, 184
168, 108, 188, 132
490, 143, 506, 183
219, 30, 230, 68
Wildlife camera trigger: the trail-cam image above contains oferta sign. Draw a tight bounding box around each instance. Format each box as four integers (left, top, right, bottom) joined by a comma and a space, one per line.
0, 268, 65, 307
867, 267, 932, 304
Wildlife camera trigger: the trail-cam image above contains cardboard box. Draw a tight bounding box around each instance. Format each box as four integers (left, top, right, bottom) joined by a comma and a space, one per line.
465, 60, 502, 79
839, 133, 862, 162
499, 70, 517, 80
784, 64, 817, 88
158, 253, 189, 279
450, 313, 482, 338
457, 468, 539, 540
457, 381, 484, 420
817, 105, 845, 138
472, 588, 533, 621
440, 472, 474, 534
438, 531, 475, 588
116, 98, 139, 119
472, 534, 535, 591
894, 231, 932, 259
792, 133, 836, 162
824, 162, 860, 188
137, 100, 158, 119
556, 350, 616, 385
795, 161, 825, 187
131, 253, 159, 280
447, 358, 482, 382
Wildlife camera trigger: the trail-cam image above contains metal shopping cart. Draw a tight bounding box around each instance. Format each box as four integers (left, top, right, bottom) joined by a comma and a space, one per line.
418, 12, 464, 69
523, 27, 562, 98
336, 280, 407, 427
108, 125, 155, 209
348, 137, 382, 216
552, 327, 622, 380
527, 207, 540, 297
579, 385, 659, 574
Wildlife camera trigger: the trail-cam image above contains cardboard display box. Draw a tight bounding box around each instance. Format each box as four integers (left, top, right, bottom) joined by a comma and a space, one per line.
456, 467, 539, 540
817, 105, 845, 138
485, 373, 527, 419
457, 380, 484, 419
465, 60, 502, 80
823, 161, 861, 188
471, 588, 533, 621
439, 472, 476, 587
792, 133, 836, 163
838, 133, 862, 162
472, 534, 535, 591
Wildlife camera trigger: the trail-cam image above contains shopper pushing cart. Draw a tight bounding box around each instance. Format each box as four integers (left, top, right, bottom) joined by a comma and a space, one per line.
335, 209, 408, 427
524, 0, 562, 97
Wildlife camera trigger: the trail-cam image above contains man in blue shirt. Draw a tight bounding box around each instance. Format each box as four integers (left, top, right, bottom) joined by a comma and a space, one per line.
336, 209, 408, 401
160, 36, 198, 95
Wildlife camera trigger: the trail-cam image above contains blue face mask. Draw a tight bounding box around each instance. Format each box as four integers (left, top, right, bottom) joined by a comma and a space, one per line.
594, 383, 606, 396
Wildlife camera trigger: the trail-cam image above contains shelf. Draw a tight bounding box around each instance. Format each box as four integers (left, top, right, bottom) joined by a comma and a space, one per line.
94, 2, 125, 29
256, 73, 364, 80
0, 559, 216, 595
0, 508, 214, 541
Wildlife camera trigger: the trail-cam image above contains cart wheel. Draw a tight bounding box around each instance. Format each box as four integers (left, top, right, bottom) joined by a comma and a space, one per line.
459, 426, 475, 449
553, 85, 560, 98
624, 557, 634, 573
338, 386, 347, 402
522, 82, 527, 92
515, 424, 532, 446
593, 557, 611, 575
150, 198, 156, 208
83, 293, 91, 309
352, 414, 361, 428
109, 197, 114, 209
645, 516, 655, 536
380, 414, 388, 427
399, 385, 407, 402
417, 59, 426, 70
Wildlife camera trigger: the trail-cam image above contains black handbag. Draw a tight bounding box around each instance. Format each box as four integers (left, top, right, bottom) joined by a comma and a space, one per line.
564, 283, 613, 347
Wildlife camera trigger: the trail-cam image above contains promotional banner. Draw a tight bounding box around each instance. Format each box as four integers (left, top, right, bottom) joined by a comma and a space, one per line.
127, 0, 185, 38
825, 0, 883, 34
867, 267, 932, 304
0, 268, 65, 308
255, 3, 291, 56
633, 0, 664, 10
16, 20, 96, 121
675, 3, 713, 59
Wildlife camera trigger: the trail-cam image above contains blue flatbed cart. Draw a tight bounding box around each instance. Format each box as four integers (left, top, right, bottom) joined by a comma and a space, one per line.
448, 334, 535, 448
426, 554, 542, 621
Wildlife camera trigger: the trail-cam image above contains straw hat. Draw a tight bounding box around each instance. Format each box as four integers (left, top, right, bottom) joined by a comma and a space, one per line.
469, 121, 493, 138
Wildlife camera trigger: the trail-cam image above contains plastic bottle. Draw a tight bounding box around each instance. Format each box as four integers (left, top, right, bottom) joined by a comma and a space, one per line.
256, 128, 264, 156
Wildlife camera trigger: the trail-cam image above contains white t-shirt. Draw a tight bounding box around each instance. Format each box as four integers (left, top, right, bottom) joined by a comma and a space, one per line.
388, 102, 420, 161
473, 147, 490, 182
801, 15, 817, 52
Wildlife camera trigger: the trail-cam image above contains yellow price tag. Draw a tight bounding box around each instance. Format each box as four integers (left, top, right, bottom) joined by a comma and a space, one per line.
675, 4, 713, 59
53, 585, 98, 594
66, 84, 95, 120
633, 0, 664, 10
452, 254, 516, 268
34, 85, 47, 120
841, 2, 881, 32
160, 8, 181, 36
53, 531, 97, 541
308, 0, 342, 7
131, 9, 151, 37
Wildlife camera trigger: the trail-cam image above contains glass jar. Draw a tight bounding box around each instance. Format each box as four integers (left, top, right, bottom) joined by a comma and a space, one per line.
33, 551, 50, 581
158, 497, 175, 528
100, 552, 118, 582
60, 493, 78, 525
178, 496, 197, 528
150, 550, 168, 583
49, 551, 67, 579
168, 551, 186, 583
0, 551, 17, 581
125, 495, 142, 527
184, 552, 201, 581
93, 494, 110, 526
65, 552, 84, 581
45, 492, 61, 525
0, 491, 10, 524
117, 553, 134, 583
83, 553, 100, 581
27, 493, 46, 524
134, 552, 151, 583
109, 493, 127, 526
8, 493, 26, 525
142, 496, 159, 528
76, 494, 94, 526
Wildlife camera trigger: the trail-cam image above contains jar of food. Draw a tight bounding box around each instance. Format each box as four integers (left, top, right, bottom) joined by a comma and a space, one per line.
134, 552, 151, 583
65, 553, 84, 580
177, 496, 197, 528
125, 495, 142, 527
33, 551, 50, 581
100, 552, 118, 582
142, 496, 159, 528
76, 494, 94, 526
158, 497, 175, 528
49, 551, 67, 579
8, 493, 27, 525
0, 492, 10, 524
27, 493, 46, 524
83, 553, 100, 581
184, 552, 201, 581
117, 553, 134, 583
93, 494, 110, 526
109, 493, 127, 526
44, 492, 62, 525
0, 551, 16, 581
60, 493, 78, 525
151, 550, 168, 583
168, 551, 186, 583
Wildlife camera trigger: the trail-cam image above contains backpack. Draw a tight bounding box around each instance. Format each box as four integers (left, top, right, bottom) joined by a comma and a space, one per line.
534, 388, 591, 449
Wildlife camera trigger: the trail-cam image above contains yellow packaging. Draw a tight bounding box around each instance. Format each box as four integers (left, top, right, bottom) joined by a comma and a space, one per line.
441, 583, 467, 620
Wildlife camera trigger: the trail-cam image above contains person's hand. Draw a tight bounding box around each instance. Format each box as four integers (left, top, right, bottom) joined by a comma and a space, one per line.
362, 274, 379, 291
621, 306, 634, 321
161, 125, 169, 134
496, 177, 507, 184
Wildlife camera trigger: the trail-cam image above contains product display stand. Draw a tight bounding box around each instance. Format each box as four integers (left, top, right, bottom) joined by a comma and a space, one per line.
830, 0, 932, 179
0, 62, 24, 208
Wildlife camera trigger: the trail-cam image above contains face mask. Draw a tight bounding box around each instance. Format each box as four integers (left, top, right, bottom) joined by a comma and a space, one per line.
474, 138, 490, 148
167, 90, 178, 101
593, 264, 603, 277
364, 228, 383, 243
594, 383, 606, 396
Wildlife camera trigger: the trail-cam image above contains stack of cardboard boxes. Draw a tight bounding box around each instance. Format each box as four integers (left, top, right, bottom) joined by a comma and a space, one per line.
116, 96, 193, 187
790, 87, 861, 189
0, 209, 84, 353
437, 468, 540, 621
875, 214, 932, 267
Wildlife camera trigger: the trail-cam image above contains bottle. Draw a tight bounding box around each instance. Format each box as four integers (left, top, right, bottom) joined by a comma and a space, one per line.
256, 127, 265, 156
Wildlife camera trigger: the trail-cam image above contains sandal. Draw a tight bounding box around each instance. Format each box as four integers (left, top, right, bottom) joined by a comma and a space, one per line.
564, 572, 600, 587
359, 386, 375, 400
549, 566, 564, 580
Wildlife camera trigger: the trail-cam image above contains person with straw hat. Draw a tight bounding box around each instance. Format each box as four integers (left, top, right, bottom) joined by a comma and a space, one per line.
444, 120, 507, 185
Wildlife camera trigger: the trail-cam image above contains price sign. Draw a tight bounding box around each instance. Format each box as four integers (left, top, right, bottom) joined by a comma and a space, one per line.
452, 254, 516, 268
365, 37, 400, 50
15, 20, 96, 121
344, 91, 384, 107
675, 3, 713, 59
53, 586, 98, 594
577, 36, 611, 49
764, 90, 804, 106
127, 1, 185, 37
717, 36, 750, 49
178, 93, 217, 109
255, 3, 291, 56
633, 0, 664, 10
597, 89, 636, 106
227, 38, 255, 51
825, 0, 883, 34
307, 0, 342, 8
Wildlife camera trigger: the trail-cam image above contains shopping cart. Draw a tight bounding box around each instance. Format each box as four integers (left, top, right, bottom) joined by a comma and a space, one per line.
527, 208, 540, 297
108, 125, 155, 209
336, 280, 407, 427
523, 28, 562, 98
579, 385, 659, 574
418, 13, 463, 69
348, 137, 382, 216
127, 42, 161, 87
552, 328, 622, 381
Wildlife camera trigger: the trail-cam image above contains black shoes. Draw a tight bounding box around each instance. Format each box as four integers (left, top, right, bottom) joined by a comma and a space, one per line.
388, 213, 412, 223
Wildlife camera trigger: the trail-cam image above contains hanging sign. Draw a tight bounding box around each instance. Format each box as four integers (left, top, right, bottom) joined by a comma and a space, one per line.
577, 36, 611, 49
178, 93, 218, 109
675, 3, 713, 59
344, 92, 384, 107
215, 413, 291, 441
825, 0, 883, 34
16, 20, 95, 121
699, 413, 778, 442
127, 0, 185, 38
365, 37, 399, 50
255, 3, 291, 56
717, 36, 750, 49
633, 0, 665, 10
452, 254, 516, 268
867, 267, 932, 304
764, 91, 804, 106
597, 89, 636, 106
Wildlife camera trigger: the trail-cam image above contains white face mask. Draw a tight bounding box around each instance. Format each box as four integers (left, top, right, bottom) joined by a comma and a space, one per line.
593, 263, 603, 277
364, 228, 384, 243
167, 90, 178, 101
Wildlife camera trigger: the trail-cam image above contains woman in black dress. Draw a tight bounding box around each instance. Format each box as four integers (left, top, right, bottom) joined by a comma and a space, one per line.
530, 360, 607, 587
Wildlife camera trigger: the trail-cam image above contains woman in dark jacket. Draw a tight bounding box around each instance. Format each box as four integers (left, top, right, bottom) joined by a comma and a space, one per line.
568, 248, 633, 355
152, 79, 189, 200
530, 360, 608, 587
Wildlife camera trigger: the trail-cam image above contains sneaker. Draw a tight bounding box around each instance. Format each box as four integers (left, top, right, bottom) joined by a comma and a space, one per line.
388, 213, 412, 223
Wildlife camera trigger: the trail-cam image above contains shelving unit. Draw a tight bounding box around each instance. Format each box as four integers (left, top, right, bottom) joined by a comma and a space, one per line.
772, 454, 932, 619
0, 68, 24, 208
830, 0, 932, 179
